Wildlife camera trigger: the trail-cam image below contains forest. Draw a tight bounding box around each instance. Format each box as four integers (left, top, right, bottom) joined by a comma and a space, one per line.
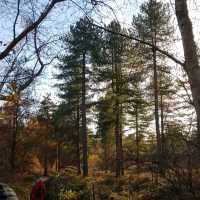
0, 0, 200, 199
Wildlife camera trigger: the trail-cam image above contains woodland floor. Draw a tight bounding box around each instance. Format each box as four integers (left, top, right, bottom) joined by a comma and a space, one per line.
1, 166, 199, 200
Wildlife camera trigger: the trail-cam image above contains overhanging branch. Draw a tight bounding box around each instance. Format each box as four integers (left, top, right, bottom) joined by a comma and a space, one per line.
91, 22, 185, 67
0, 0, 66, 60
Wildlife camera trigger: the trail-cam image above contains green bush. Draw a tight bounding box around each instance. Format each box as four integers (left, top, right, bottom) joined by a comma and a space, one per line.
58, 189, 78, 200
45, 173, 91, 200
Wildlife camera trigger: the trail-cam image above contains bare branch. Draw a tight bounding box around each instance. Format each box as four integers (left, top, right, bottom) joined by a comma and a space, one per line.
0, 39, 28, 93
177, 79, 194, 106
17, 28, 46, 92
90, 21, 185, 67
13, 0, 21, 39
0, 0, 66, 60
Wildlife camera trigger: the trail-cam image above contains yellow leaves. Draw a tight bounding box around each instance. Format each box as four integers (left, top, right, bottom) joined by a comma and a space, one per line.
88, 154, 101, 175
7, 82, 17, 92
4, 83, 30, 108
25, 117, 55, 148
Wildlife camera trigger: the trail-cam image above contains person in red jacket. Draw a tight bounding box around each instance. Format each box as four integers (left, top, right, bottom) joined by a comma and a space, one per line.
30, 178, 47, 200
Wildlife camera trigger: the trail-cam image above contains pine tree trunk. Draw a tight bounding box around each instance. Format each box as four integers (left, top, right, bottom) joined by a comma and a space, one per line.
10, 104, 18, 171
119, 104, 124, 175
81, 52, 88, 176
152, 46, 162, 173
135, 105, 139, 175
114, 65, 123, 176
111, 40, 124, 176
114, 101, 124, 177
56, 142, 61, 171
76, 102, 81, 175
175, 0, 200, 137
115, 98, 121, 177
160, 93, 165, 155
44, 151, 48, 176
44, 113, 50, 176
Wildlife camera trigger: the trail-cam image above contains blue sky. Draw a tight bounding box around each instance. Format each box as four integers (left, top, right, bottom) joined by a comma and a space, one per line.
0, 0, 200, 134
30, 0, 142, 103
0, 0, 200, 106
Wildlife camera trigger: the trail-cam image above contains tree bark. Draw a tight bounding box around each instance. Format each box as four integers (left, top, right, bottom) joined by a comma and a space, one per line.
119, 104, 124, 175
56, 142, 61, 171
44, 109, 50, 176
153, 46, 162, 171
43, 151, 48, 176
10, 105, 18, 171
81, 52, 88, 176
76, 102, 81, 175
175, 0, 200, 136
160, 93, 165, 156
115, 98, 121, 177
114, 64, 123, 177
135, 105, 139, 175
